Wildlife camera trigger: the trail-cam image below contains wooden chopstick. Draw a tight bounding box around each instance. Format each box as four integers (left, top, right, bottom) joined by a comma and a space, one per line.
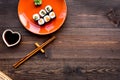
13, 36, 56, 68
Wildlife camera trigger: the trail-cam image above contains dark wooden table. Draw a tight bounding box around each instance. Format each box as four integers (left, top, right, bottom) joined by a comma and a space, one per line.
0, 0, 120, 80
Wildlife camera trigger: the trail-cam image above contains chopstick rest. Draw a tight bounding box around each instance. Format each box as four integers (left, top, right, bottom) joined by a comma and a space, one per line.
35, 42, 45, 53
35, 42, 49, 57
2, 29, 21, 47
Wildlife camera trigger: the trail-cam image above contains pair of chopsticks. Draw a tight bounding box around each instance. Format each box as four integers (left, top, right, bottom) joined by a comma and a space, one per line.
13, 36, 56, 68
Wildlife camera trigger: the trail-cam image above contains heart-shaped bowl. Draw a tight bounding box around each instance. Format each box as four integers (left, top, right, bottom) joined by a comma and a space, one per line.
2, 29, 21, 47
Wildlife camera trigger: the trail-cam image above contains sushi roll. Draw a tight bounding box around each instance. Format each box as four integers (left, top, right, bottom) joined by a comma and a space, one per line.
33, 14, 40, 21
44, 15, 51, 23
38, 18, 45, 26
49, 11, 56, 19
39, 9, 47, 17
45, 5, 53, 13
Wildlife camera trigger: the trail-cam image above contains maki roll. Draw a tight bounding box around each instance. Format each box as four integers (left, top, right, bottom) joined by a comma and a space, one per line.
38, 18, 45, 26
39, 9, 47, 17
44, 15, 51, 23
49, 11, 56, 19
45, 5, 53, 13
33, 14, 40, 21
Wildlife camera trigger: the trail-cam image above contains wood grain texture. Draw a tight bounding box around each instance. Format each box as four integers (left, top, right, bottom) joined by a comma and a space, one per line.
0, 0, 120, 80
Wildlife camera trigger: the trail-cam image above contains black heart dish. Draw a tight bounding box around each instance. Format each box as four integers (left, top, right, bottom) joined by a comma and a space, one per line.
2, 29, 21, 47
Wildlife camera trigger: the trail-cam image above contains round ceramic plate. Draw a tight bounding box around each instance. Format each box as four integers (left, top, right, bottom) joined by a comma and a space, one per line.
18, 0, 67, 35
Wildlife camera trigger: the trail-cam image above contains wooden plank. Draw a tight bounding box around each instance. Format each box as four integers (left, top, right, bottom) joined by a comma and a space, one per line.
0, 58, 120, 80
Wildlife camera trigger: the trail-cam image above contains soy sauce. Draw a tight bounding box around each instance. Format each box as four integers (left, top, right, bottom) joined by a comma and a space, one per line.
5, 31, 19, 44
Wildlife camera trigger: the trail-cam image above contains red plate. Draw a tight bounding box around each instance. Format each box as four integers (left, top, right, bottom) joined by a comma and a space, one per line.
18, 0, 67, 35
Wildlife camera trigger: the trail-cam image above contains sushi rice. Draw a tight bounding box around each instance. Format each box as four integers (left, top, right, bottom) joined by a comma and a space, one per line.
44, 15, 51, 23
38, 18, 45, 26
33, 14, 40, 21
39, 9, 47, 17
49, 11, 56, 19
45, 5, 53, 13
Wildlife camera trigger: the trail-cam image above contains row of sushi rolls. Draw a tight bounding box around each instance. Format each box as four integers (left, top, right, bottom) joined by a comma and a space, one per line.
33, 5, 56, 26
